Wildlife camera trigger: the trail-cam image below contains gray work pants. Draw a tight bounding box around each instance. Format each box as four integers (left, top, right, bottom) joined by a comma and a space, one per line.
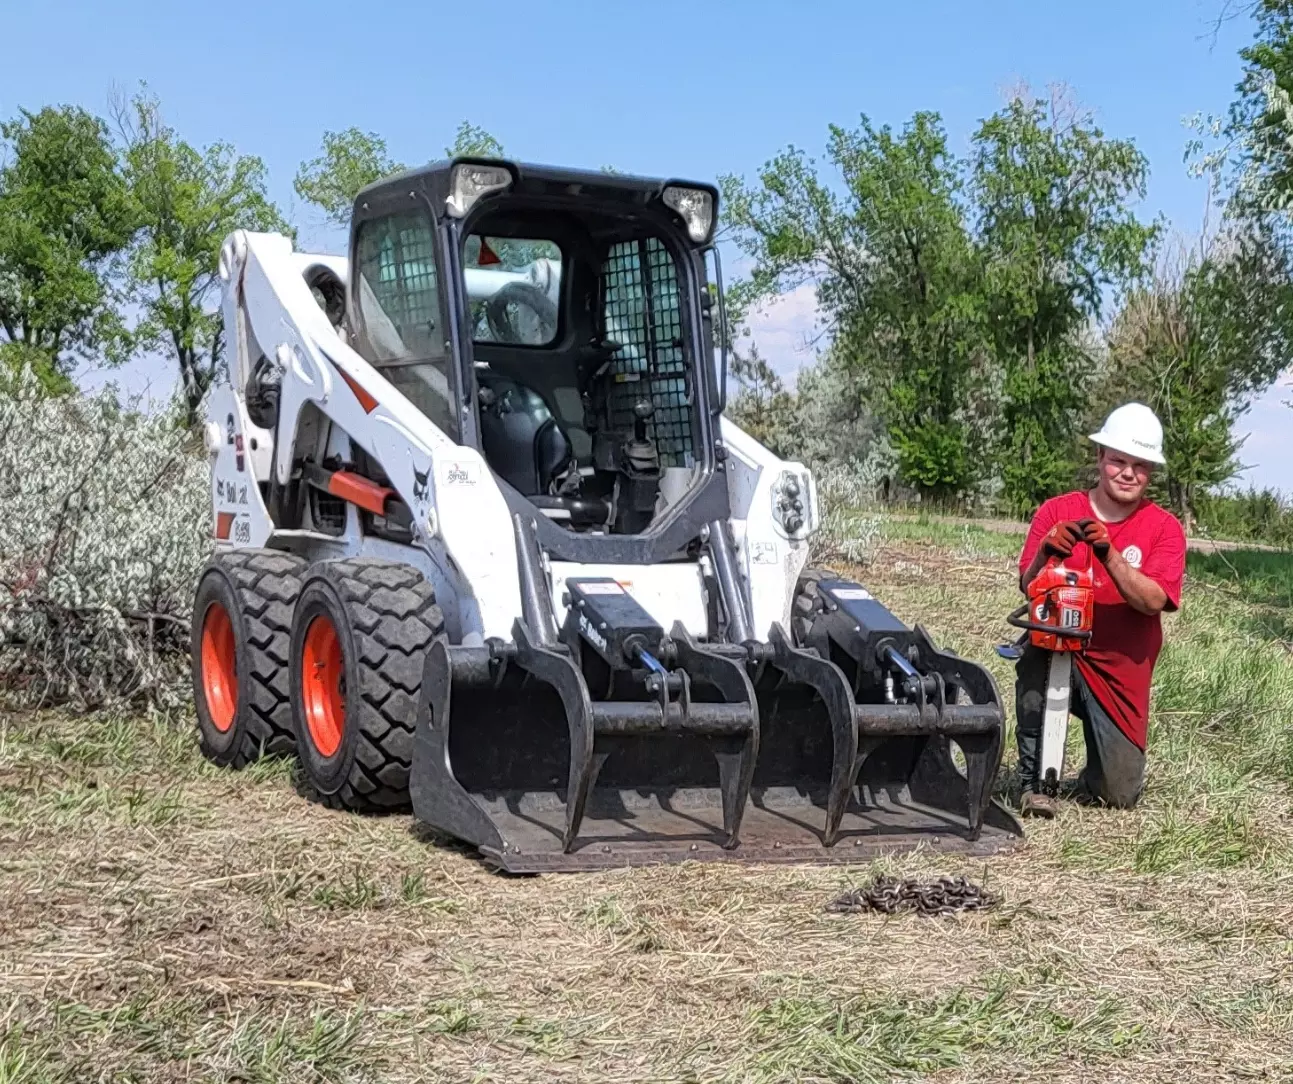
1014, 646, 1145, 808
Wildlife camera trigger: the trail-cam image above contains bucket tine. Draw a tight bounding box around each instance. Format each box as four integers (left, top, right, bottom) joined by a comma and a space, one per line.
512, 620, 598, 851
673, 624, 759, 846
768, 624, 859, 846
953, 732, 999, 839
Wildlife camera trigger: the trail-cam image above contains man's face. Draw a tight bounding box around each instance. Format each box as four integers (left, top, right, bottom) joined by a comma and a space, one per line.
1098, 448, 1153, 503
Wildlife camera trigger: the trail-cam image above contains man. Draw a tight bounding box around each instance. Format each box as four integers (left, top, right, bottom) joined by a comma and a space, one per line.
1015, 403, 1186, 817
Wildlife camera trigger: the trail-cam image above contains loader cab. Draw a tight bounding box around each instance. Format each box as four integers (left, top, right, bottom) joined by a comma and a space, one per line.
348, 159, 730, 564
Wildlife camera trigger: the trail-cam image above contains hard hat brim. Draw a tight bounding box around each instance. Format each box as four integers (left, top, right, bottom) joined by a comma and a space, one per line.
1088, 431, 1166, 466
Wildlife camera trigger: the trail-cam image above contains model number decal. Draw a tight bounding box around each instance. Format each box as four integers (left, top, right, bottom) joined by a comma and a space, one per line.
233, 517, 252, 544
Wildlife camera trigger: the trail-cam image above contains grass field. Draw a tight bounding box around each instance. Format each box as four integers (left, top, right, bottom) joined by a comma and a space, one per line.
3, 521, 1293, 1083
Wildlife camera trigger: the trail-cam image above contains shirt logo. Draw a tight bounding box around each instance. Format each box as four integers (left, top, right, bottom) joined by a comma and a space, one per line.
1122, 544, 1143, 569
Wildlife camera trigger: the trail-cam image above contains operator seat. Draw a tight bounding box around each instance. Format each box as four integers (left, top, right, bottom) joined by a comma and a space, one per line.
476, 370, 571, 496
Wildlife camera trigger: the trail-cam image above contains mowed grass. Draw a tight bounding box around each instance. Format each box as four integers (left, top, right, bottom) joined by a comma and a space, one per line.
3, 524, 1293, 1082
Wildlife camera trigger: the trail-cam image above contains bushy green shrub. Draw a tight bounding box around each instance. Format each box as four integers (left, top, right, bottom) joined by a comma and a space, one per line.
1194, 487, 1293, 547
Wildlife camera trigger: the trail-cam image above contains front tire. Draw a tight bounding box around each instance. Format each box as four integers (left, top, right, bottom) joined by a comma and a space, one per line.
791, 567, 830, 646
289, 558, 443, 811
191, 549, 307, 767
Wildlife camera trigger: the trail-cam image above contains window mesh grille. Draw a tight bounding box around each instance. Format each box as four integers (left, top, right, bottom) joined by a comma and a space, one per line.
601, 238, 693, 468
360, 212, 440, 358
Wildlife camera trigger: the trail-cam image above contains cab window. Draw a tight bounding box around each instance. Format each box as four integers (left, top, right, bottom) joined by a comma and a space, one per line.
465, 235, 563, 347
354, 210, 456, 436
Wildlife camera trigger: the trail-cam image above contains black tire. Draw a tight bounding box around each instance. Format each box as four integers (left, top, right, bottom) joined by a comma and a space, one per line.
289, 558, 443, 811
191, 549, 307, 768
791, 567, 830, 646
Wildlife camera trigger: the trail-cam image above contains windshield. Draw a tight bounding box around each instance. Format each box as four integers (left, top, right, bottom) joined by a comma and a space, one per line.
464, 236, 563, 346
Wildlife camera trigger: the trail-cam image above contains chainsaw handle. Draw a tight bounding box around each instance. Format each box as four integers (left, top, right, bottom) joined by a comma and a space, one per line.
1005, 603, 1094, 641
1041, 544, 1094, 575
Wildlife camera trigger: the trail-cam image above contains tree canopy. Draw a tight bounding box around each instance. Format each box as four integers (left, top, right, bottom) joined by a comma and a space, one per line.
0, 106, 137, 389
119, 92, 290, 425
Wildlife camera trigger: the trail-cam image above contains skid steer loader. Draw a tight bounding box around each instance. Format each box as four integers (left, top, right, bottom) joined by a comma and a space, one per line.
191, 158, 1021, 871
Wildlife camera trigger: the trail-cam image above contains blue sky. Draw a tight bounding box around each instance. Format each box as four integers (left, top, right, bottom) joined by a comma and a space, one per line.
3, 0, 1289, 490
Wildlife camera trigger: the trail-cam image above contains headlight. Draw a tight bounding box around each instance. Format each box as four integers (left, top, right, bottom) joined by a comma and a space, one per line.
446, 163, 512, 218
772, 469, 813, 538
662, 185, 715, 243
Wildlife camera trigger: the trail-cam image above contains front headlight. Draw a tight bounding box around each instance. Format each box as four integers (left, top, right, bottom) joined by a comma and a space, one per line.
662, 185, 715, 243
446, 163, 512, 218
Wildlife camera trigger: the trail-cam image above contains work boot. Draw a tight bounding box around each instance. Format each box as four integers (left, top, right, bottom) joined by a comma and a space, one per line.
1020, 790, 1058, 818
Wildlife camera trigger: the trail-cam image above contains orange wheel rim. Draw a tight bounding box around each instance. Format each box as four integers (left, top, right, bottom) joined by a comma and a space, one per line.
200, 603, 238, 732
302, 614, 345, 757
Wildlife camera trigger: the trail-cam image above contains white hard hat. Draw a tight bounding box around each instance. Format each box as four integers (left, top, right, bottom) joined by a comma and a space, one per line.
1088, 402, 1166, 465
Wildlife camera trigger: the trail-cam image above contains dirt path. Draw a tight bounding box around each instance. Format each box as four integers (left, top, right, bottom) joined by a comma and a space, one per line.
884, 511, 1282, 553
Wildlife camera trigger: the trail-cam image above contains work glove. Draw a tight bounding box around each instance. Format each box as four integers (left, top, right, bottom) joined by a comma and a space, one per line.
1041, 520, 1084, 559
1081, 518, 1111, 561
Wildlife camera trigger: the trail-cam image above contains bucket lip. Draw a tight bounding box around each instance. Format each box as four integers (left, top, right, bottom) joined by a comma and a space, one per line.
476, 815, 1023, 874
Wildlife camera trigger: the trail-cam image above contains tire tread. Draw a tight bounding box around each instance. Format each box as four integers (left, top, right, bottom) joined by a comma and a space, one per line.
197, 548, 306, 768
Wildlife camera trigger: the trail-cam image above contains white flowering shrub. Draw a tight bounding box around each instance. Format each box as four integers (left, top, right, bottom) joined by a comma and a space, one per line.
0, 376, 210, 707
811, 464, 886, 567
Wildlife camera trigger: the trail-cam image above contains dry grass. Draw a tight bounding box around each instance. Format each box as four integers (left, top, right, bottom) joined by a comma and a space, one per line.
3, 523, 1293, 1082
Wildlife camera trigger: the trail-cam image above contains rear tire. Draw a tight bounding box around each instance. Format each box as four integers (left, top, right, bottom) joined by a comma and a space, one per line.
191, 549, 307, 768
289, 558, 443, 811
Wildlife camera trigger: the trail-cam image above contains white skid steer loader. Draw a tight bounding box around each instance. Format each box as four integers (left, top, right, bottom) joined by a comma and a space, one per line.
192, 158, 1021, 871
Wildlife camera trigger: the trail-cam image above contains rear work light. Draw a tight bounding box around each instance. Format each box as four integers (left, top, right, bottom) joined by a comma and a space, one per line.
662, 185, 715, 243
446, 164, 512, 218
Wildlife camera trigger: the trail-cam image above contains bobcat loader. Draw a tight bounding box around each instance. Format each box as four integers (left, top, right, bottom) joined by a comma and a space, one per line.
192, 158, 1021, 871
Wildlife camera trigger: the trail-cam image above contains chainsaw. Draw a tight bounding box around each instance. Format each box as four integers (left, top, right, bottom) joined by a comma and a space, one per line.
999, 543, 1094, 797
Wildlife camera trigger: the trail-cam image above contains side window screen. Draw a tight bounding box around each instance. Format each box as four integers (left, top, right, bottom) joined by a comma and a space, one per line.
601, 238, 693, 468
354, 211, 455, 436
356, 211, 444, 363
466, 236, 562, 346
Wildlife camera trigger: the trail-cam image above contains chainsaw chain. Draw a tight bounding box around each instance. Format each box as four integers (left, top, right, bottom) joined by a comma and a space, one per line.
826, 875, 997, 917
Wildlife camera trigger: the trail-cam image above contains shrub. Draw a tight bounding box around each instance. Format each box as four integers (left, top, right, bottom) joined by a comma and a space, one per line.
0, 376, 209, 707
1193, 487, 1293, 547
811, 465, 886, 567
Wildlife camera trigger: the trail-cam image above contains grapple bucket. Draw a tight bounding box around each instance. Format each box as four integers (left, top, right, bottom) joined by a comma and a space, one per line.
410, 576, 1020, 872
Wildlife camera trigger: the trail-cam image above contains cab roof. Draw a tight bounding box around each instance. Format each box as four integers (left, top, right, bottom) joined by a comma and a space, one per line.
354, 157, 719, 234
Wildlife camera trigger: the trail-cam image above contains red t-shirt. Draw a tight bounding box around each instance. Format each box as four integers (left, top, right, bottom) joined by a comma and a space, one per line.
1018, 492, 1186, 749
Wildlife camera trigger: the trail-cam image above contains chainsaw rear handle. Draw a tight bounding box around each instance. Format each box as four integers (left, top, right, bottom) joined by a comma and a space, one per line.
1005, 602, 1093, 641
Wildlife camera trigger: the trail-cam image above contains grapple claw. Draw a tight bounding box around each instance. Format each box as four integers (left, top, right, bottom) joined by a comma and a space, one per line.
409, 576, 1020, 872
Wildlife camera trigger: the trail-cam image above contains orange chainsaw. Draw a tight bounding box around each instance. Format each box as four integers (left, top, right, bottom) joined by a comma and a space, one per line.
1001, 541, 1095, 796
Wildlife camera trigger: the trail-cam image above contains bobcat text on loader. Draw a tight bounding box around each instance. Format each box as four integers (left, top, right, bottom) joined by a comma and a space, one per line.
191, 157, 1022, 871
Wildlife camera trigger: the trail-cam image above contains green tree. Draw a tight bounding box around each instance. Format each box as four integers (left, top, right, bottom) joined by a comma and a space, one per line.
971, 94, 1156, 514
723, 112, 989, 501
119, 93, 290, 426
445, 121, 504, 158
725, 344, 799, 456
1222, 0, 1293, 214
0, 105, 136, 388
294, 128, 404, 226
294, 121, 506, 226
1097, 226, 1293, 529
